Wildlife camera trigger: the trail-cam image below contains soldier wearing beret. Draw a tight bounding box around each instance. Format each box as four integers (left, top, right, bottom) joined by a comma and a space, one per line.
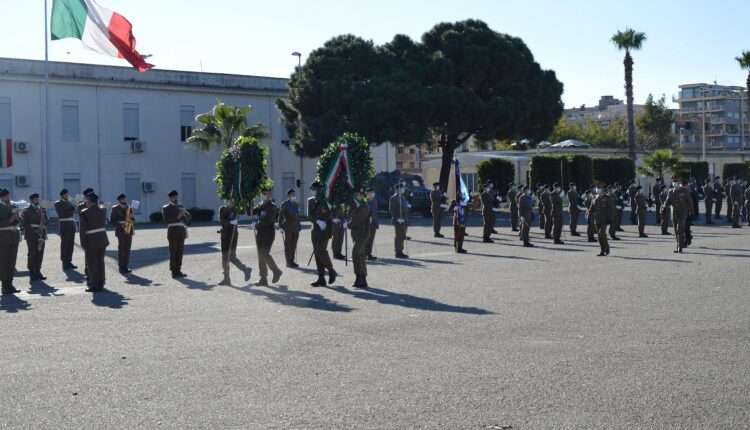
634, 185, 648, 238
278, 188, 301, 268
389, 183, 409, 259
567, 182, 581, 236
54, 188, 78, 270
0, 189, 21, 295
480, 180, 499, 243
347, 187, 371, 288
79, 193, 109, 292
661, 176, 694, 253
109, 193, 134, 274
22, 192, 49, 281
365, 187, 379, 260
550, 182, 564, 244
588, 181, 615, 256
162, 190, 192, 278
518, 185, 534, 247
217, 198, 252, 286
250, 188, 282, 287
430, 182, 446, 238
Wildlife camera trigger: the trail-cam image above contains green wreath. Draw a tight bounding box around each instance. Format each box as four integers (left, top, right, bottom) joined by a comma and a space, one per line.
215, 136, 273, 211
315, 132, 375, 209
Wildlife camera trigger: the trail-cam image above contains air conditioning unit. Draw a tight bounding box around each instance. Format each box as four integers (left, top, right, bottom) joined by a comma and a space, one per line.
15, 175, 29, 187
130, 141, 145, 153
14, 141, 28, 153
142, 182, 155, 193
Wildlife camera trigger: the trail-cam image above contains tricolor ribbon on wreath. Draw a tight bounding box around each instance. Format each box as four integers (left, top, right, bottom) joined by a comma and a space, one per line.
324, 143, 354, 203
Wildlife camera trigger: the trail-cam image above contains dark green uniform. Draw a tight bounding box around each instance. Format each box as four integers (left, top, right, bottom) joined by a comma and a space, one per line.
331, 207, 345, 259
550, 189, 563, 243
731, 182, 743, 227
218, 205, 251, 283
518, 192, 533, 246
727, 181, 735, 222
365, 198, 378, 258
745, 188, 750, 227
22, 204, 49, 277
430, 189, 444, 235
659, 188, 671, 234
653, 182, 663, 225
278, 199, 300, 266
348, 199, 371, 287
162, 202, 192, 276
79, 204, 110, 290
507, 187, 519, 231
589, 192, 615, 256
0, 201, 20, 294
308, 195, 335, 284
480, 189, 496, 241
567, 188, 580, 235
584, 192, 596, 241
702, 182, 714, 224
663, 186, 694, 252
389, 193, 408, 257
251, 199, 282, 284
54, 197, 77, 268
714, 182, 724, 219
109, 204, 134, 271
635, 191, 648, 236
541, 189, 552, 239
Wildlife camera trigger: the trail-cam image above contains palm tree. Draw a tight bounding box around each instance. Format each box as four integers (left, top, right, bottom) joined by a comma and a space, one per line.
611, 28, 647, 161
186, 101, 269, 152
736, 51, 750, 148
636, 149, 681, 182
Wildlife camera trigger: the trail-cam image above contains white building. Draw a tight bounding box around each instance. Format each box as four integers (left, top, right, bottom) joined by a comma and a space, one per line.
0, 58, 396, 220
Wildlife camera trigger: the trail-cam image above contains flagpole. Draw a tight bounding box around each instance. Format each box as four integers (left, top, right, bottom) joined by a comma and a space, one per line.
43, 0, 50, 198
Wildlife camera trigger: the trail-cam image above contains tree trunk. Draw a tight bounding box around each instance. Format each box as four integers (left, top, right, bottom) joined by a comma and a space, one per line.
439, 145, 455, 194
624, 52, 636, 160
746, 73, 750, 149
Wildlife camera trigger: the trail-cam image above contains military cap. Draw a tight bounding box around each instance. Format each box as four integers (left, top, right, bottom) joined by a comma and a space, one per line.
168, 190, 179, 197
366, 187, 374, 192
117, 193, 127, 200
29, 193, 39, 200
83, 187, 94, 196
569, 182, 576, 186
0, 188, 9, 197
432, 182, 440, 187
635, 185, 642, 190
86, 193, 98, 202
286, 188, 295, 195
520, 185, 528, 191
309, 181, 322, 190
394, 183, 401, 190
59, 188, 69, 196
552, 182, 560, 187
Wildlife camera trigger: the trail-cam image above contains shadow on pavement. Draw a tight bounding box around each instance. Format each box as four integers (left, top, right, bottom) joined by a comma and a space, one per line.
231, 284, 354, 313
105, 242, 219, 269
65, 269, 87, 284
610, 255, 689, 263
0, 294, 31, 313
175, 277, 215, 291
329, 286, 492, 315
91, 289, 129, 309
371, 258, 425, 268
123, 273, 160, 287
27, 281, 62, 297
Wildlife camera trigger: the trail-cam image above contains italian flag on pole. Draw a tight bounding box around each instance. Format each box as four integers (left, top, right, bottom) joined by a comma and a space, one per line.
50, 0, 154, 72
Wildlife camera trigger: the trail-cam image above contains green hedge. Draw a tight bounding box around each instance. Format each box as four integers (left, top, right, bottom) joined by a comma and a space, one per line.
677, 161, 709, 184
477, 158, 515, 196
592, 157, 635, 186
530, 154, 594, 190
722, 162, 750, 181
149, 207, 215, 223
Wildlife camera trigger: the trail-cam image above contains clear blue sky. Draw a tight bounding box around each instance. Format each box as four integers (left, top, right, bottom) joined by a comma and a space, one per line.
2, 0, 749, 108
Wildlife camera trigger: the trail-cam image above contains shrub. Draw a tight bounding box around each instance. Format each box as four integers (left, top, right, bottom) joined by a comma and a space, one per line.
677, 161, 709, 184
529, 155, 571, 189
592, 157, 635, 186
722, 162, 750, 181
570, 155, 594, 190
477, 158, 515, 197
149, 211, 163, 223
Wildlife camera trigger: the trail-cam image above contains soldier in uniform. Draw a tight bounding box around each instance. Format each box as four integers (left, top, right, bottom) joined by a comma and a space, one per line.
480, 181, 499, 243
79, 193, 109, 292
567, 182, 580, 236
507, 183, 519, 232
331, 206, 346, 260
308, 182, 336, 287
0, 189, 21, 295
634, 185, 648, 238
584, 186, 596, 242
726, 178, 735, 223
250, 188, 282, 287
217, 198, 252, 286
78, 187, 94, 285
448, 197, 468, 253
389, 183, 409, 259
54, 188, 77, 270
550, 182, 564, 244
608, 185, 623, 241
627, 180, 638, 225
730, 178, 743, 228
430, 183, 445, 238
713, 176, 724, 220
347, 187, 371, 288
652, 178, 663, 225
702, 178, 715, 224
662, 176, 694, 253
109, 193, 134, 274
518, 185, 534, 247
659, 184, 671, 235
22, 193, 49, 281
278, 188, 301, 268
365, 187, 378, 260
588, 181, 615, 256
541, 184, 553, 239
162, 190, 192, 279
537, 185, 546, 231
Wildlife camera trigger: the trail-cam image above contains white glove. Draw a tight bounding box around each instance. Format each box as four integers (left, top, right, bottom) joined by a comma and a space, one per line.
249, 222, 257, 230
397, 218, 405, 224
343, 221, 349, 229
407, 203, 412, 208
440, 204, 449, 209
713, 198, 717, 202
230, 219, 238, 226
492, 208, 500, 213
332, 218, 341, 224
520, 216, 525, 224
316, 220, 327, 230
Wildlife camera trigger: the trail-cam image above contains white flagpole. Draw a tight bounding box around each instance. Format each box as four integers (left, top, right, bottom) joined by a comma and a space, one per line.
43, 0, 50, 198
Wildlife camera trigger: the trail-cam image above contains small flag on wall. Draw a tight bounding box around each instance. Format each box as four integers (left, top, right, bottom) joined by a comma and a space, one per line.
0, 139, 13, 168
50, 0, 154, 72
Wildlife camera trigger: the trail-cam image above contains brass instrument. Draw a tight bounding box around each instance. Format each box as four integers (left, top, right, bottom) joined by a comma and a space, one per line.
124, 205, 134, 235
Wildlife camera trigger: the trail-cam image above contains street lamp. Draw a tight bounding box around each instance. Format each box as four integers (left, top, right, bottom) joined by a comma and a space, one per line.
291, 52, 301, 69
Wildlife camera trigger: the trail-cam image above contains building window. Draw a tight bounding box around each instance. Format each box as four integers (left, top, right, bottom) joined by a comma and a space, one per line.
62, 100, 79, 142
397, 147, 404, 154
124, 103, 139, 141
409, 148, 416, 154
181, 173, 196, 209
0, 173, 12, 196
0, 97, 11, 140
63, 173, 80, 199
124, 173, 142, 214
396, 161, 404, 169
180, 105, 194, 142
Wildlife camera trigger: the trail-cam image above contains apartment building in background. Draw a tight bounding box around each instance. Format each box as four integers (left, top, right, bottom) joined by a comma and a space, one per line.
563, 95, 645, 130
673, 83, 749, 150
